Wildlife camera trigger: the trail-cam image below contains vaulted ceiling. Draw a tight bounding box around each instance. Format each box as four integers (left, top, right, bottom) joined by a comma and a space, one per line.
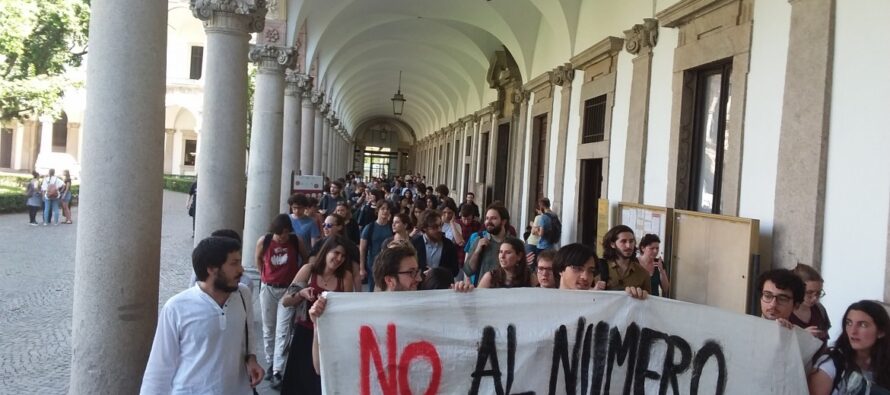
282, 0, 664, 140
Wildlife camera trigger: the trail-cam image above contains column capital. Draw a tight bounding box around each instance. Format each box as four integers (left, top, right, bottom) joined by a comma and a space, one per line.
511, 89, 530, 105
326, 109, 337, 122
310, 90, 324, 105
285, 70, 311, 97
190, 0, 268, 33
318, 101, 330, 115
249, 44, 294, 71
624, 18, 659, 55
549, 62, 575, 87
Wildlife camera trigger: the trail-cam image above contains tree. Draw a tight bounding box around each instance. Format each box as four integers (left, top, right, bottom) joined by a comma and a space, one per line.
0, 0, 90, 121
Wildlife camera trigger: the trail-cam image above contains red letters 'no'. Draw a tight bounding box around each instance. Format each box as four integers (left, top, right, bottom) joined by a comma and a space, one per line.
359, 324, 442, 395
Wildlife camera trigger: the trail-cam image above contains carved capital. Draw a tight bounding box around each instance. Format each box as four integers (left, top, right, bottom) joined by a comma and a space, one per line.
285, 70, 311, 96
511, 89, 530, 105
190, 0, 268, 33
624, 18, 659, 55
549, 63, 575, 87
310, 90, 324, 105
249, 45, 294, 71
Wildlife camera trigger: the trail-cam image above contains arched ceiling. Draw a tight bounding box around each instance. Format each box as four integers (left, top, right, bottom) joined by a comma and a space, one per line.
284, 0, 579, 140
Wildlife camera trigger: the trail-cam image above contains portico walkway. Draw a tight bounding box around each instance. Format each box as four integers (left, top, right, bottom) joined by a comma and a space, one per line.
0, 191, 269, 394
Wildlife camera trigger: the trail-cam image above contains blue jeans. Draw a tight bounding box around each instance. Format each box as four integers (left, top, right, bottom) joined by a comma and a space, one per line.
43, 199, 60, 224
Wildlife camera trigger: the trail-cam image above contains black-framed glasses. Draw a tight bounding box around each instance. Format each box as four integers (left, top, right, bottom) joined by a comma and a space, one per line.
397, 269, 421, 278
536, 266, 553, 273
761, 292, 793, 305
805, 290, 826, 298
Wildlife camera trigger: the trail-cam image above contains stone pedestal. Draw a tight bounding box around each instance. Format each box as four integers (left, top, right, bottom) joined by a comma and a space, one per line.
282, 70, 308, 209
192, 3, 264, 242
243, 45, 290, 271
68, 0, 168, 393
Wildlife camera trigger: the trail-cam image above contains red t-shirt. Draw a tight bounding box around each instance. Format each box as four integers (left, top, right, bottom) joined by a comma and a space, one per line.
261, 237, 300, 285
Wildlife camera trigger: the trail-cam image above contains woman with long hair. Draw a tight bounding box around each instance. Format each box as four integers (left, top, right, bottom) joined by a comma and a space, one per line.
478, 237, 538, 288
637, 234, 670, 296
59, 170, 73, 224
25, 171, 42, 225
808, 300, 890, 394
280, 235, 354, 393
382, 213, 414, 247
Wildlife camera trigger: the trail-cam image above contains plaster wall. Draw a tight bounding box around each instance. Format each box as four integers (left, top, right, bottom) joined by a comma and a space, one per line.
821, 0, 890, 338
737, 0, 792, 272
606, 51, 633, 203
642, 26, 677, 207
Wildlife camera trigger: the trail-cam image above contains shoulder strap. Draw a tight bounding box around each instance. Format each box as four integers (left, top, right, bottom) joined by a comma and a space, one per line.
261, 233, 273, 256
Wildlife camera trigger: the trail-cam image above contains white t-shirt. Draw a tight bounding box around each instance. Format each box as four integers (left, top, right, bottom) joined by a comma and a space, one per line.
815, 354, 875, 395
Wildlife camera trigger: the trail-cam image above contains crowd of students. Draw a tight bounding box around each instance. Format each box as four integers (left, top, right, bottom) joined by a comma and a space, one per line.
142, 172, 889, 395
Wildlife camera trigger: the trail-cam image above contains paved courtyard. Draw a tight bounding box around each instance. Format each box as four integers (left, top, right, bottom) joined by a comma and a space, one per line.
0, 190, 273, 394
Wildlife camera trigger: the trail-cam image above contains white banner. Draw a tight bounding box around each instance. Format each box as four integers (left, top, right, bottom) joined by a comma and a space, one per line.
317, 289, 821, 395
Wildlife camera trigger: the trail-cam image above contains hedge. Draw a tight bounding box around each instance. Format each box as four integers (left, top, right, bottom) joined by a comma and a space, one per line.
0, 174, 191, 213
163, 175, 196, 193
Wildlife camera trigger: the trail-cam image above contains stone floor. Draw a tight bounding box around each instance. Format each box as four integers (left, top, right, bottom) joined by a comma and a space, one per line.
0, 190, 275, 394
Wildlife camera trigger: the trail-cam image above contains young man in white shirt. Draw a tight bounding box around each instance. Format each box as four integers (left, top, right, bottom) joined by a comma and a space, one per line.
141, 236, 264, 394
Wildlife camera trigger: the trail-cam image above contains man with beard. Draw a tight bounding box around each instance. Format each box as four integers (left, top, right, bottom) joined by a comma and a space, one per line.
142, 236, 264, 394
319, 181, 346, 215
463, 204, 510, 286
601, 225, 651, 293
757, 269, 805, 329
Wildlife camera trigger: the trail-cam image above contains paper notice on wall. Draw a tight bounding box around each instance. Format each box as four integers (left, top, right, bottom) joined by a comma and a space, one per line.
317, 289, 821, 395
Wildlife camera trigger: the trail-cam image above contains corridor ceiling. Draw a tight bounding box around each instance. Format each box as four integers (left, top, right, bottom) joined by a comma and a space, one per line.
284, 0, 608, 140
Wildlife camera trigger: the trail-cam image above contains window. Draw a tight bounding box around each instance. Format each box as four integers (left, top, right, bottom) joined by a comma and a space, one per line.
687, 62, 732, 214
184, 139, 197, 166
479, 133, 489, 183
189, 46, 203, 80
465, 136, 472, 156
581, 94, 607, 143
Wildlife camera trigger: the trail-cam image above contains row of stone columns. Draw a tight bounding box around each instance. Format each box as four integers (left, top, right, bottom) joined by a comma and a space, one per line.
67, 2, 354, 393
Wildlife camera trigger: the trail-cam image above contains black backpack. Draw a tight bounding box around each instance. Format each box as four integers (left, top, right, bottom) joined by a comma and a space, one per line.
543, 212, 562, 244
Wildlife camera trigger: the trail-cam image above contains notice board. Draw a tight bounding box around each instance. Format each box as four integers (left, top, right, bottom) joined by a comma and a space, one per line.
618, 202, 673, 292
671, 210, 759, 314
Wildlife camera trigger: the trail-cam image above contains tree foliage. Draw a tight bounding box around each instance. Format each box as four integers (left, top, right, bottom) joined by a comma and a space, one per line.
0, 0, 90, 121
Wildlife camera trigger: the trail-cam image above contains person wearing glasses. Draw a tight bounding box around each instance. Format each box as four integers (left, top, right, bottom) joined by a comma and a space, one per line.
756, 269, 805, 329
280, 235, 355, 394
791, 263, 831, 343
534, 249, 558, 289
411, 209, 460, 278
808, 300, 890, 395
306, 214, 361, 292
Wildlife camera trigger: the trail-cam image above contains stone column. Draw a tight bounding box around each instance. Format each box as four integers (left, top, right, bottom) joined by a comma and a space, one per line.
68, 0, 167, 393
314, 100, 327, 175
38, 115, 53, 157
550, 64, 575, 215
773, 0, 836, 269
192, 1, 264, 242
510, 90, 530, 218
622, 19, 658, 203
299, 82, 316, 175
322, 110, 333, 176
281, 70, 309, 210
243, 45, 290, 271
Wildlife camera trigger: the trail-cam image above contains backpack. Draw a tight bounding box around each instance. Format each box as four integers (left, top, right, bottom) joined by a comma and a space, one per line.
543, 212, 562, 244
261, 233, 302, 265
46, 177, 60, 199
